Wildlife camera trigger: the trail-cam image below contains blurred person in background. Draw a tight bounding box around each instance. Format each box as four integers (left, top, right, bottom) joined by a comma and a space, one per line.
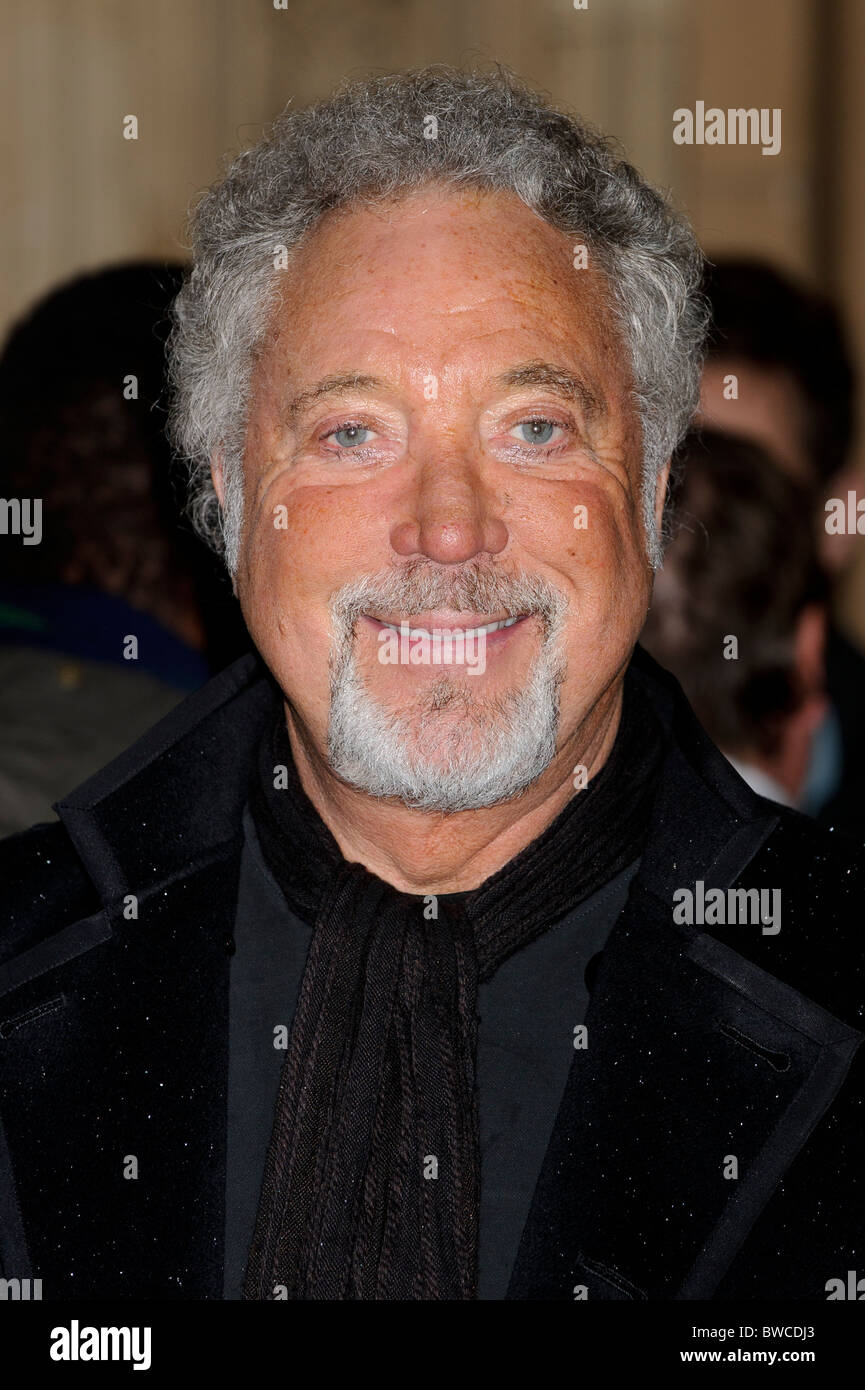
0, 263, 248, 834
699, 258, 864, 834
641, 429, 841, 825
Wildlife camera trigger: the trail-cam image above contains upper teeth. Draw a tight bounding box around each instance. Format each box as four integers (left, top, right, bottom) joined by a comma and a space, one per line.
378, 616, 522, 638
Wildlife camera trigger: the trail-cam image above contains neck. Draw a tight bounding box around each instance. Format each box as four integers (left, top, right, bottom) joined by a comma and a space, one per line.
282, 677, 625, 895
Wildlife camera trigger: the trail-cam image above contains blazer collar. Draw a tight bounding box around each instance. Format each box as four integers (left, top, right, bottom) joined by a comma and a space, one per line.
55, 651, 276, 904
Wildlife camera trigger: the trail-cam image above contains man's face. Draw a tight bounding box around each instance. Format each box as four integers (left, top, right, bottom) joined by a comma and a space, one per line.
223, 187, 657, 810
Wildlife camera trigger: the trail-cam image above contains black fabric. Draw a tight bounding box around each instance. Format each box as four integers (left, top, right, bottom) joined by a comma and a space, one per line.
222, 804, 638, 1299
242, 672, 665, 1300
506, 869, 864, 1300
474, 862, 638, 1297
223, 809, 312, 1302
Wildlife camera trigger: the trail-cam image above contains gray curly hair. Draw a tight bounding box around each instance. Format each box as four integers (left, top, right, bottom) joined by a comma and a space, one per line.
168, 65, 708, 575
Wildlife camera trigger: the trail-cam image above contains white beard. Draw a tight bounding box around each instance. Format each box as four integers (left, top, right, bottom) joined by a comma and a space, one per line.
325, 561, 568, 812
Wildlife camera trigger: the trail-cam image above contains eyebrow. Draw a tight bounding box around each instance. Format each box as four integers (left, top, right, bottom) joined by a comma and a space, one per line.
493, 361, 606, 420
283, 360, 607, 425
284, 373, 385, 425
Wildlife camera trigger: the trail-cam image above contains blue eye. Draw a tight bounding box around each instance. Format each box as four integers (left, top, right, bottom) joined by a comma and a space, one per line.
512, 419, 558, 445
331, 424, 372, 448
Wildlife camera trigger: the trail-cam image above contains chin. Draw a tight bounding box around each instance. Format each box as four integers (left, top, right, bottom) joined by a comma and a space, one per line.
328, 683, 559, 813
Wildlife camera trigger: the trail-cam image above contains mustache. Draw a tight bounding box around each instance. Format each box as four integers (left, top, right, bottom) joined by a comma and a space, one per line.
329, 559, 568, 638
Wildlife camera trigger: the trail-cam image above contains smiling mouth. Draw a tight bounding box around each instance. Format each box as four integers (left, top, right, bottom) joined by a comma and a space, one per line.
365, 614, 529, 640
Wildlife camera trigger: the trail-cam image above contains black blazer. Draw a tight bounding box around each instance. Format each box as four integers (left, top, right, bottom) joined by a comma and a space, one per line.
0, 648, 863, 1299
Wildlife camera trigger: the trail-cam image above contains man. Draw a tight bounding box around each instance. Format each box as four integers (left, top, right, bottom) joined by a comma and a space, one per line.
699, 258, 865, 836
0, 68, 862, 1302
642, 429, 832, 817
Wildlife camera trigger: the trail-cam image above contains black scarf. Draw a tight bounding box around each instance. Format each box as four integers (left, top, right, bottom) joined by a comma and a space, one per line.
242, 671, 665, 1300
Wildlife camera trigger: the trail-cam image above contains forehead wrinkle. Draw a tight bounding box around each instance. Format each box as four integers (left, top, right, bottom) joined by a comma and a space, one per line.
494, 360, 606, 422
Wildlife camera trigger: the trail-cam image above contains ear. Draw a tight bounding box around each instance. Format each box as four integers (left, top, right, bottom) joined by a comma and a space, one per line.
209, 449, 239, 596
654, 457, 673, 536
210, 449, 226, 508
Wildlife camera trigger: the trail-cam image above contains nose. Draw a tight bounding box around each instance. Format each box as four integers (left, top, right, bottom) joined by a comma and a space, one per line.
389, 450, 509, 565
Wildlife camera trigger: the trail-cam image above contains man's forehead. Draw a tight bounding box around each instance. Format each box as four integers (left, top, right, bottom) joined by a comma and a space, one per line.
255, 188, 628, 411
275, 186, 606, 315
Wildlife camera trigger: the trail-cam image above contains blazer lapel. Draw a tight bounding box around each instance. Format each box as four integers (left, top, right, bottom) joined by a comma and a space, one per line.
0, 655, 276, 1298
507, 880, 861, 1299
507, 682, 862, 1301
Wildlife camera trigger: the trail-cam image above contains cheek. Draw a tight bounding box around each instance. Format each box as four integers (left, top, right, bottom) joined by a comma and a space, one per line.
237, 485, 382, 660
516, 479, 648, 592
572, 489, 652, 637
513, 482, 651, 674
